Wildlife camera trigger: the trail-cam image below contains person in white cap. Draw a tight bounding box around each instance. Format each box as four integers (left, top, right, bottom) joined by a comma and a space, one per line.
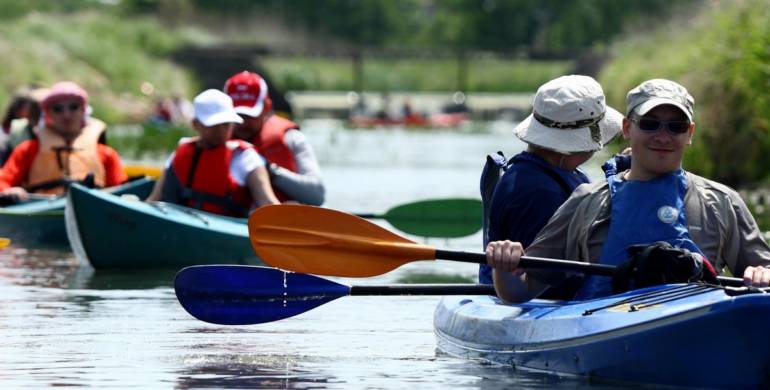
487, 78, 770, 303
147, 89, 279, 216
0, 81, 126, 201
478, 75, 622, 296
224, 71, 324, 206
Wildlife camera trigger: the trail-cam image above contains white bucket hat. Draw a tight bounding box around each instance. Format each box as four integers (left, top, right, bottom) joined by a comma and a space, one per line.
514, 75, 622, 154
193, 89, 243, 127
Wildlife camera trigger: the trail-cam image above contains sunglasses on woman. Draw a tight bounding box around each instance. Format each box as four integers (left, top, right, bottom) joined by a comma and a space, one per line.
50, 102, 82, 114
631, 117, 690, 134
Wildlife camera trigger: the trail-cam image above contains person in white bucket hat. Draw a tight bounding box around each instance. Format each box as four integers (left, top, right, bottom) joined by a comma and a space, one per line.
478, 75, 622, 292
514, 74, 623, 155
147, 89, 279, 216
486, 78, 770, 304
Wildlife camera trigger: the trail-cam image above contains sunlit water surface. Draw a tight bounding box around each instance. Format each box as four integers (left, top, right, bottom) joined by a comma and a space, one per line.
0, 121, 654, 389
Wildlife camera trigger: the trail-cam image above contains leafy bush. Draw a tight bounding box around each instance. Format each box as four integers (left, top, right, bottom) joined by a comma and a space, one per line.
599, 0, 770, 188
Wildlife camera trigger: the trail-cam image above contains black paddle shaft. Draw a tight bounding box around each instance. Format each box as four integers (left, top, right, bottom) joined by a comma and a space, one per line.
435, 249, 745, 286
350, 284, 496, 296
435, 249, 617, 277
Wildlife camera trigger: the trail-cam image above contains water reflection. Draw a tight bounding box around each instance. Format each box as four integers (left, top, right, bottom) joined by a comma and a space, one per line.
175, 360, 330, 389
0, 245, 178, 290
0, 125, 648, 389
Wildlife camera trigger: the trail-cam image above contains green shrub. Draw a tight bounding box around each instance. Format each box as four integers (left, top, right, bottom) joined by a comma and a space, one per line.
599, 0, 770, 188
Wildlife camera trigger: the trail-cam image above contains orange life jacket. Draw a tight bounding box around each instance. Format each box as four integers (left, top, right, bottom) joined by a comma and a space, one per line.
25, 121, 106, 195
251, 115, 298, 201
170, 138, 253, 217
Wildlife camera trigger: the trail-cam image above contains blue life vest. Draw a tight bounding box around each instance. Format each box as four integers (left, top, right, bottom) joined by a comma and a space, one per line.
574, 168, 705, 300
479, 151, 589, 285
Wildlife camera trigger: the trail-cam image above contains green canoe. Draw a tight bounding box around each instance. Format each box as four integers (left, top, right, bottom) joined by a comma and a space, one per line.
65, 183, 260, 269
0, 177, 155, 248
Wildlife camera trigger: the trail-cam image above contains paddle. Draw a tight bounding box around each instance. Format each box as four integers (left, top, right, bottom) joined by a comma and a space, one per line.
175, 265, 495, 325
248, 204, 746, 287
0, 238, 10, 249
123, 164, 162, 179
354, 198, 482, 238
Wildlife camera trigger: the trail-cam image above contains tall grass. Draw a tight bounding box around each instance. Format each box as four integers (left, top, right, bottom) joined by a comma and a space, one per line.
0, 12, 206, 123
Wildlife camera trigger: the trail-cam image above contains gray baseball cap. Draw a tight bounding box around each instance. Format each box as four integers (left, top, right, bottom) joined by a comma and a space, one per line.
626, 79, 694, 121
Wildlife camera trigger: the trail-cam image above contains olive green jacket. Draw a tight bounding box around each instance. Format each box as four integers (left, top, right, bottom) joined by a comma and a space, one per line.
526, 171, 770, 285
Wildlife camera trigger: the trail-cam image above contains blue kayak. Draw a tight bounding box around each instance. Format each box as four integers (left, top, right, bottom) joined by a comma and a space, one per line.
65, 183, 261, 269
434, 283, 770, 388
0, 177, 154, 248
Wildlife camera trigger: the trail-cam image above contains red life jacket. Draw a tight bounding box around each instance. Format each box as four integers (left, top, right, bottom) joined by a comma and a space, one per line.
251, 115, 298, 202
171, 138, 253, 217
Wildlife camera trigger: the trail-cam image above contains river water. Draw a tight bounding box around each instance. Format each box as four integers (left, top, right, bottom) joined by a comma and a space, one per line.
0, 121, 648, 389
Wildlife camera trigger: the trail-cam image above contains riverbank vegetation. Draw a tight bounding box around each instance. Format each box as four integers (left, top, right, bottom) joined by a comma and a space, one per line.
600, 0, 770, 189
262, 57, 572, 92
0, 10, 205, 123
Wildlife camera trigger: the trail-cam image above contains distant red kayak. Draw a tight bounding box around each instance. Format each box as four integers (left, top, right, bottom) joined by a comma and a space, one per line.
349, 112, 469, 128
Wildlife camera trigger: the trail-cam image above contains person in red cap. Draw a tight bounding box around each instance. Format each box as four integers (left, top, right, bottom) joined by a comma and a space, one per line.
0, 81, 127, 201
224, 71, 325, 205
146, 89, 279, 216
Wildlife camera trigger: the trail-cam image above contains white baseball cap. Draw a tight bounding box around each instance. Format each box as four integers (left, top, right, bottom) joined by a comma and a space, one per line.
193, 89, 243, 127
514, 75, 622, 154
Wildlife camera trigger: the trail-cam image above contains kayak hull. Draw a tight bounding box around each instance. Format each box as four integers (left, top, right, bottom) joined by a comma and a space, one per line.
434, 285, 770, 388
65, 183, 261, 268
0, 178, 154, 248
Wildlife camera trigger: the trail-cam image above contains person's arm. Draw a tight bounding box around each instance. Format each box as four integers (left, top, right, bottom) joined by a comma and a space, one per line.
486, 240, 552, 303
145, 170, 166, 202
268, 129, 325, 205
97, 145, 128, 186
146, 154, 174, 202
246, 166, 279, 207
489, 185, 592, 302
230, 147, 279, 207
724, 190, 770, 286
0, 140, 37, 199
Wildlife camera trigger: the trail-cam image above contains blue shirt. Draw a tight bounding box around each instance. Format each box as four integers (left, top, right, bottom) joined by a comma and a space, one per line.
479, 151, 590, 284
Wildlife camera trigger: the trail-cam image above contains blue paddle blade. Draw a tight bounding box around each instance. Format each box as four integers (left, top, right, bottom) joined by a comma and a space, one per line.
174, 265, 350, 325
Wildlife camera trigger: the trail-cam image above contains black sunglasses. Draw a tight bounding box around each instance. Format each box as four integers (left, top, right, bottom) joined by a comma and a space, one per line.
631, 117, 690, 134
51, 102, 82, 114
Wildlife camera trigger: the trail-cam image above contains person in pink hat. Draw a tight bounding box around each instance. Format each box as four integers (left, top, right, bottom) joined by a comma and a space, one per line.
146, 89, 279, 216
224, 71, 325, 205
0, 81, 127, 201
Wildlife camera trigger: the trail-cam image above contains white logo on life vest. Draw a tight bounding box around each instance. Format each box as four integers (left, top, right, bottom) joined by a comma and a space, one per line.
657, 206, 678, 224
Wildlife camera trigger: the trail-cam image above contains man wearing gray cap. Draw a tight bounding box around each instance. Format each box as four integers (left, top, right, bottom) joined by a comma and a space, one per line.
487, 78, 770, 303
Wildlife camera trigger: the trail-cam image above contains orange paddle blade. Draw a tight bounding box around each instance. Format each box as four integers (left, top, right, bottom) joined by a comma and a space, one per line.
248, 205, 437, 277
0, 238, 9, 249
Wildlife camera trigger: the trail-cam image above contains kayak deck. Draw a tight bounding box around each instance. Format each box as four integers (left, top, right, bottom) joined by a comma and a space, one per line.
434, 284, 770, 387
0, 178, 154, 247
66, 183, 260, 268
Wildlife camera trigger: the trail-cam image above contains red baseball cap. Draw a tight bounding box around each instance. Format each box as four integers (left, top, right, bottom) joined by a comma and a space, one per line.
224, 71, 268, 117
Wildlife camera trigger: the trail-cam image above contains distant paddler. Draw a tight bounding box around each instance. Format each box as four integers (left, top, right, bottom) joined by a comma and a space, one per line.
224, 71, 325, 205
0, 81, 128, 202
146, 89, 279, 217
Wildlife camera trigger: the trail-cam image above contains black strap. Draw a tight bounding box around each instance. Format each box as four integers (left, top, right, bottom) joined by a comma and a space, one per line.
186, 143, 203, 188
24, 174, 100, 193
179, 187, 249, 217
